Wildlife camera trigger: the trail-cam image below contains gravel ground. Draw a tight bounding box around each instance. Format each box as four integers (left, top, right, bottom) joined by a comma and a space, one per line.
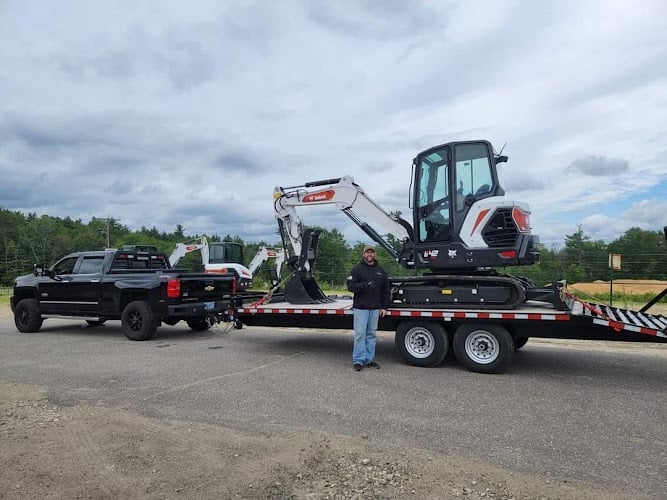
1, 303, 664, 499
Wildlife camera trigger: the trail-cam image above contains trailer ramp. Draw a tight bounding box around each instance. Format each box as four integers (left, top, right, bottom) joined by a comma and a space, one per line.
567, 297, 667, 338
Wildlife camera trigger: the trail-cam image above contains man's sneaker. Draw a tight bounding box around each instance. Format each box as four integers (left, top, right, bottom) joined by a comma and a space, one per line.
353, 363, 363, 371
365, 361, 380, 369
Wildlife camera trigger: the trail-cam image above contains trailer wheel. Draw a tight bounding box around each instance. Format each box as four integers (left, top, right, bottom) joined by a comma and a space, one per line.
453, 324, 513, 374
514, 337, 529, 350
186, 318, 211, 331
14, 298, 43, 333
395, 321, 448, 367
121, 301, 157, 341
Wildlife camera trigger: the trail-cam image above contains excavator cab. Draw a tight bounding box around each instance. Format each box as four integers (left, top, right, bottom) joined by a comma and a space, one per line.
412, 140, 538, 272
208, 242, 244, 266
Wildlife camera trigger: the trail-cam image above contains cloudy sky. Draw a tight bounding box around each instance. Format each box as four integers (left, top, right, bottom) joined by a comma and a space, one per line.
1, 0, 666, 249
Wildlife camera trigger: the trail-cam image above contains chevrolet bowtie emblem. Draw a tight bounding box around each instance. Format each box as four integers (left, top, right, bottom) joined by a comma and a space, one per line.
204, 286, 215, 292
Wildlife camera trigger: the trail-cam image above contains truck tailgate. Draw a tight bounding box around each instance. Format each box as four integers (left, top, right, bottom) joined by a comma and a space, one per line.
178, 274, 235, 302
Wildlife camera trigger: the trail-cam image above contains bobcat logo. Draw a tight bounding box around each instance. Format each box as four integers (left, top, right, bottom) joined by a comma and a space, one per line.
448, 249, 457, 259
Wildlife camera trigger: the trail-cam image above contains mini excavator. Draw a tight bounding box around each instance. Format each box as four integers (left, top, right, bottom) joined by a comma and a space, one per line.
273, 139, 565, 309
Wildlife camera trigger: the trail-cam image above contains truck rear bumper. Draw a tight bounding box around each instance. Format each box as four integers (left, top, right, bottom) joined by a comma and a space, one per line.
167, 300, 233, 318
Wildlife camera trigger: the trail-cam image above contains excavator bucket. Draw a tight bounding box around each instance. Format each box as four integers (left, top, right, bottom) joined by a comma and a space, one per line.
283, 271, 332, 304
281, 228, 334, 304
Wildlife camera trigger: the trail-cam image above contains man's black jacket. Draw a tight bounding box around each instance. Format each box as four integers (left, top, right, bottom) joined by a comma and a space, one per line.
346, 259, 390, 309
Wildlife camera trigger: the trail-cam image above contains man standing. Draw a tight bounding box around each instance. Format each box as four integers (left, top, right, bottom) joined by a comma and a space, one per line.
346, 244, 390, 371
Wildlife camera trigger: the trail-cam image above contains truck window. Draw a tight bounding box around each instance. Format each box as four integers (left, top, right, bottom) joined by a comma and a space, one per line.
51, 256, 78, 275
78, 256, 105, 274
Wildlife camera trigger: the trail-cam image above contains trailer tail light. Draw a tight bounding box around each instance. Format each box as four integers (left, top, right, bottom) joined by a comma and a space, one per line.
499, 250, 517, 259
167, 279, 181, 298
512, 207, 531, 232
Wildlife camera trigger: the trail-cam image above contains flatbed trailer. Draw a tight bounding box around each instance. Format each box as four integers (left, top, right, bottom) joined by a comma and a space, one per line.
237, 296, 667, 374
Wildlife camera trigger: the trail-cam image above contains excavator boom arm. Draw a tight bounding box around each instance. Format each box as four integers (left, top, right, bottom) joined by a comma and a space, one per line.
168, 236, 209, 267
273, 175, 413, 271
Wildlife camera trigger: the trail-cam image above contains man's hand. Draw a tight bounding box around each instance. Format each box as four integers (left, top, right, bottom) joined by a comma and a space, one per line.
366, 280, 375, 289
380, 308, 387, 317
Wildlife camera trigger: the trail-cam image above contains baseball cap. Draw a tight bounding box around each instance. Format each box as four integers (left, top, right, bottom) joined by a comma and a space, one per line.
363, 244, 376, 253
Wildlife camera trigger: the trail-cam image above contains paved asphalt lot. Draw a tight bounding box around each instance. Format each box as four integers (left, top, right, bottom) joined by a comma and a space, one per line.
1, 314, 666, 496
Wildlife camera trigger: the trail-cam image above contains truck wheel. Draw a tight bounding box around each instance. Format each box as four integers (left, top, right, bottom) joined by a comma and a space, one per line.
514, 337, 529, 350
453, 323, 513, 374
14, 298, 43, 333
186, 318, 211, 331
85, 320, 106, 327
395, 321, 448, 367
121, 301, 157, 341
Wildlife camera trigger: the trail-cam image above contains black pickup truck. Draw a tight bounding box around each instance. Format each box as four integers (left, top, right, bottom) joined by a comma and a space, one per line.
10, 245, 241, 340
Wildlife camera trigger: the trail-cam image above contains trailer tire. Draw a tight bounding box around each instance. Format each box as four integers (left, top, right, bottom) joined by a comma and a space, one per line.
186, 318, 211, 331
121, 300, 157, 341
14, 298, 43, 333
395, 321, 448, 367
453, 323, 513, 374
514, 337, 529, 350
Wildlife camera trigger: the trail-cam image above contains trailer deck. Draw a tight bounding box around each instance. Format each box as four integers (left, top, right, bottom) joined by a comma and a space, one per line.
236, 295, 666, 373
239, 297, 666, 338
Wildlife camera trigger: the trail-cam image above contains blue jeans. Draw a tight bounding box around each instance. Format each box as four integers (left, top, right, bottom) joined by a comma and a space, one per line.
353, 308, 380, 364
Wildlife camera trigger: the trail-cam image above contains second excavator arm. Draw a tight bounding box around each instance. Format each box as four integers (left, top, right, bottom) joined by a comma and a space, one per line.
168, 236, 209, 268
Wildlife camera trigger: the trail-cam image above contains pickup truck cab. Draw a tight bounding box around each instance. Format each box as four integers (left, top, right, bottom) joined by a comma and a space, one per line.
10, 245, 240, 340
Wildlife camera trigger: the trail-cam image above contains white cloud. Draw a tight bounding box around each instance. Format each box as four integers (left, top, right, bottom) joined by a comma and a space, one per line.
0, 0, 665, 250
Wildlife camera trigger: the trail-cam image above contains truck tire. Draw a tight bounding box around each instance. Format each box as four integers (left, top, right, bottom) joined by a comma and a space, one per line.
121, 300, 157, 341
453, 323, 513, 374
85, 320, 107, 327
395, 321, 448, 367
514, 337, 529, 350
14, 298, 43, 333
186, 318, 211, 331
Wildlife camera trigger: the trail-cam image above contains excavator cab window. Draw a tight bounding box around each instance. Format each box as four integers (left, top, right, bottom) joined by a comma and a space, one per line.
453, 143, 494, 212
224, 243, 244, 265
209, 242, 244, 265
416, 146, 451, 243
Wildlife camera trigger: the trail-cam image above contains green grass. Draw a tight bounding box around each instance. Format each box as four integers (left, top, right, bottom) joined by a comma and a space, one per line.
0, 294, 10, 305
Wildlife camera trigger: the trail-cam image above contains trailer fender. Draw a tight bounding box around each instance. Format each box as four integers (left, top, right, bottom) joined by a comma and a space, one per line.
514, 337, 529, 350
395, 321, 448, 367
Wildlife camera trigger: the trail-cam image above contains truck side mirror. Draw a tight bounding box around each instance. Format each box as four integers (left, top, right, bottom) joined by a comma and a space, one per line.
33, 264, 44, 276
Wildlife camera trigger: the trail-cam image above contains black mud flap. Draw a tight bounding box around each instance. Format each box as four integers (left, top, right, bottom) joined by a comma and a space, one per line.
284, 273, 334, 304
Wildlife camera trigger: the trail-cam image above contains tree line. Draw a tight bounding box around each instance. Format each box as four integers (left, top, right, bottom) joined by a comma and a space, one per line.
1, 206, 665, 287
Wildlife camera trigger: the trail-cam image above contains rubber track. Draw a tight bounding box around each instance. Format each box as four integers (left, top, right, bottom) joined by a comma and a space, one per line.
389, 274, 527, 310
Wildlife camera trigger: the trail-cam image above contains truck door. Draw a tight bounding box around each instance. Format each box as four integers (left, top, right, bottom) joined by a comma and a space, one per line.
39, 255, 105, 315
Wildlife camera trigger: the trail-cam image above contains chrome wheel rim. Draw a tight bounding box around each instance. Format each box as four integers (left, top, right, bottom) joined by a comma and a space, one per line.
464, 331, 499, 364
405, 327, 435, 359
